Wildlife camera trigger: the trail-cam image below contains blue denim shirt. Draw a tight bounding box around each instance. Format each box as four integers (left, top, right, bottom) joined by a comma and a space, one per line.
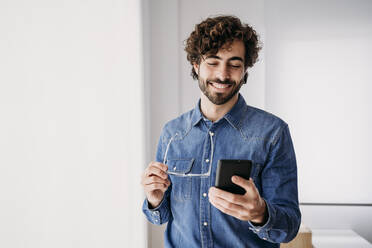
142, 94, 301, 248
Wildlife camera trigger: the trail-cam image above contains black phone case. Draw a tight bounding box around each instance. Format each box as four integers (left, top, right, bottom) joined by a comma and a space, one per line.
215, 159, 252, 195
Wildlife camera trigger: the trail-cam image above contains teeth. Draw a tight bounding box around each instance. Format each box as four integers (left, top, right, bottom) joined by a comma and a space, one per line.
212, 83, 230, 89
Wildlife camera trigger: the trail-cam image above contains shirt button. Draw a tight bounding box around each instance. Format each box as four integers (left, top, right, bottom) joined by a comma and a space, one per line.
203, 193, 207, 197
205, 159, 210, 163
203, 222, 208, 226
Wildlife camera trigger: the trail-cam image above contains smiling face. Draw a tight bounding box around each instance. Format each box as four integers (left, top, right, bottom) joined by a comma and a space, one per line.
193, 40, 246, 106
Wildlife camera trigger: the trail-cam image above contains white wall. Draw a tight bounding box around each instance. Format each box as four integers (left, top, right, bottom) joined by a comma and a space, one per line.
265, 0, 372, 242
265, 0, 372, 204
0, 0, 146, 247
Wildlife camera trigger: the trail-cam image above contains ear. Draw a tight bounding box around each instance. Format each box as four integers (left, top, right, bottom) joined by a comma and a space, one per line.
193, 63, 199, 75
244, 73, 248, 84
243, 72, 248, 84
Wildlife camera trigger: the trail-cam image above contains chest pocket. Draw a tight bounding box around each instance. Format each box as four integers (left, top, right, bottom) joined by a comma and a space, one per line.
167, 159, 194, 202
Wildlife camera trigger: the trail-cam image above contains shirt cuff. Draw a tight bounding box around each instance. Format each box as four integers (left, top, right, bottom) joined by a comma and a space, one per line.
248, 199, 276, 242
142, 197, 167, 225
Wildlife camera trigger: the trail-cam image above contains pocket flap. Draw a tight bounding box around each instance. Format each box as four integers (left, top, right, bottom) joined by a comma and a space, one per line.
167, 158, 195, 174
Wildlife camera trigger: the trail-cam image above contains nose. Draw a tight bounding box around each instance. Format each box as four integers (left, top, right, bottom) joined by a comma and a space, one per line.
215, 65, 230, 81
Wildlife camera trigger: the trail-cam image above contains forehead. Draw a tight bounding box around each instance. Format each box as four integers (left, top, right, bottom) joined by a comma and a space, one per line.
213, 40, 245, 59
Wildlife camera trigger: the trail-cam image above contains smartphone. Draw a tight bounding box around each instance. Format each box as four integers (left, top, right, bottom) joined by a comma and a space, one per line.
215, 159, 252, 195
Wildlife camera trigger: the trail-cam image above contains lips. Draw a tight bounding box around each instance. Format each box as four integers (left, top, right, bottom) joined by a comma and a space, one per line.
211, 82, 231, 88
207, 81, 233, 92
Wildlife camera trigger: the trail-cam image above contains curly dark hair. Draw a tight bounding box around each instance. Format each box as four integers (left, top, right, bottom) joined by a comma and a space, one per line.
185, 15, 261, 80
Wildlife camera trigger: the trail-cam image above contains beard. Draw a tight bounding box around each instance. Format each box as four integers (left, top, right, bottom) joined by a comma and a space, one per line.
198, 76, 244, 105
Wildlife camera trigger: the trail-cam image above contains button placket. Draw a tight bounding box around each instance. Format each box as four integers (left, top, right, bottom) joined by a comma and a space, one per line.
200, 130, 214, 247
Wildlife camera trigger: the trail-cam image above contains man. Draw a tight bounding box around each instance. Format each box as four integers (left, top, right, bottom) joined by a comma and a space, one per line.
141, 15, 301, 247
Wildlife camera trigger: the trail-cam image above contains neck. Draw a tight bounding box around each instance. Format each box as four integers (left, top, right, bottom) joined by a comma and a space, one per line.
200, 93, 239, 122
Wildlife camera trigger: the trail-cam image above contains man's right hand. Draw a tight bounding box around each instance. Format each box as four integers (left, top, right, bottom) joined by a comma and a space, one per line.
141, 162, 171, 208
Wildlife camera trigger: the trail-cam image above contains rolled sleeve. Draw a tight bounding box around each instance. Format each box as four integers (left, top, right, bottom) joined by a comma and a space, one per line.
248, 200, 276, 242
142, 192, 170, 225
254, 124, 301, 243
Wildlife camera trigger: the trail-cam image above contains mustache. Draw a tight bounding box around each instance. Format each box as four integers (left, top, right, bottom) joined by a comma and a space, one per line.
206, 79, 235, 85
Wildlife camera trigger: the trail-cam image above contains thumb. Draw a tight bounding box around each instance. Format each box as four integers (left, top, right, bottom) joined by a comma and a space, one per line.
231, 176, 256, 193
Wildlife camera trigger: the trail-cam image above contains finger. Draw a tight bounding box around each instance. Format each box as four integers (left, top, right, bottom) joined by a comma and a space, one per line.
231, 176, 260, 197
143, 176, 170, 186
232, 177, 263, 209
144, 182, 169, 192
146, 166, 168, 179
208, 187, 245, 205
248, 177, 261, 195
231, 176, 252, 190
209, 196, 248, 220
143, 176, 169, 185
151, 162, 168, 172
210, 194, 245, 212
143, 161, 168, 176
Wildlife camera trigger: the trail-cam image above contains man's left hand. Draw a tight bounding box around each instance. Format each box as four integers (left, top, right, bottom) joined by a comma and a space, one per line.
208, 176, 267, 224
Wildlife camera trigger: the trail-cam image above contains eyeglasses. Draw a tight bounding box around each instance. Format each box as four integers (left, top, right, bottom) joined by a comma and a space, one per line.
163, 131, 215, 177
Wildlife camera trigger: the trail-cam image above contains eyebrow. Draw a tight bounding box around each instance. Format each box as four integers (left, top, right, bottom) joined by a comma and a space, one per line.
205, 55, 244, 62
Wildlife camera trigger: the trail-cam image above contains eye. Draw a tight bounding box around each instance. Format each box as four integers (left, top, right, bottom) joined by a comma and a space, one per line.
229, 64, 242, 69
207, 62, 218, 66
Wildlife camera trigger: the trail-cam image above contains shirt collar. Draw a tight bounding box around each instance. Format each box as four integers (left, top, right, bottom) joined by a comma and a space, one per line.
191, 99, 204, 127
223, 93, 247, 129
191, 93, 247, 129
